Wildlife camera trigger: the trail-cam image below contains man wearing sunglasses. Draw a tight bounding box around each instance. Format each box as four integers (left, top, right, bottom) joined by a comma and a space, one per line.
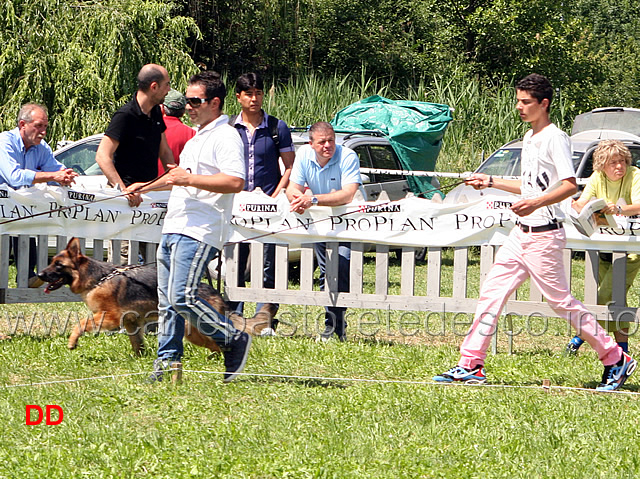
148, 71, 252, 383
96, 63, 175, 208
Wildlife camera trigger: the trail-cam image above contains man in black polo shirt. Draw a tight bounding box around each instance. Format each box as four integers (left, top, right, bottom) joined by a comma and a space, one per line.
97, 63, 174, 207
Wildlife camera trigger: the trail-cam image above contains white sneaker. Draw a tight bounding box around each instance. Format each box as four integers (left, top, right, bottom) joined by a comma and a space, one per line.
260, 327, 276, 337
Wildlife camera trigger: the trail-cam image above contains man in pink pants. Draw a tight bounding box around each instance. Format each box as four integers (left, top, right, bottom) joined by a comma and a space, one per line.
433, 74, 636, 392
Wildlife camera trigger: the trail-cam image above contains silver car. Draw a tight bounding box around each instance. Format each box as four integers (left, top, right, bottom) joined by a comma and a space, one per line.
444, 107, 640, 204
55, 130, 442, 200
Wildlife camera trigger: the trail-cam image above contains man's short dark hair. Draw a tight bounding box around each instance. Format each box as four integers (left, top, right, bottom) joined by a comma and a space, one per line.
309, 121, 334, 141
235, 72, 264, 94
516, 74, 554, 111
164, 105, 185, 118
189, 70, 226, 110
137, 65, 166, 92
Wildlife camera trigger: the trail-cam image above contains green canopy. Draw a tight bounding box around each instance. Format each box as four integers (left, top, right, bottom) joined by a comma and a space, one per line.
330, 95, 453, 199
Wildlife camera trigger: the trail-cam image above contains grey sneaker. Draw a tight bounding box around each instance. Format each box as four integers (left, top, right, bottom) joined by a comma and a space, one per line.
147, 358, 169, 383
316, 325, 346, 343
222, 332, 252, 383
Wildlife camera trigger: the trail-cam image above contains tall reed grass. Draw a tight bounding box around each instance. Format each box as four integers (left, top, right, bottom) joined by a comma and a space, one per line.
224, 70, 574, 174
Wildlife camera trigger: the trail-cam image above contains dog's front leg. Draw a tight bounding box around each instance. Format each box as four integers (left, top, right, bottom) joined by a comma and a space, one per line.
68, 311, 109, 349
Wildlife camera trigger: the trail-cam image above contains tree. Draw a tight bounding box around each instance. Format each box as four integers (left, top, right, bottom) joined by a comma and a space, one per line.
0, 0, 200, 145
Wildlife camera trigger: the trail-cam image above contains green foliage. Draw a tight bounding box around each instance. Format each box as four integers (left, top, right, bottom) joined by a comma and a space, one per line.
225, 71, 392, 128
0, 0, 200, 145
187, 0, 640, 117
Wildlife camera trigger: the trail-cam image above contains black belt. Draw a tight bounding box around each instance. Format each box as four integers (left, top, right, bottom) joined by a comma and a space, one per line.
518, 221, 562, 233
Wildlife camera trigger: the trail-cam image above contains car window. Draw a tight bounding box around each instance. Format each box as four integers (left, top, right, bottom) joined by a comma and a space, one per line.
631, 147, 640, 168
353, 145, 372, 169
353, 145, 374, 184
55, 139, 102, 176
369, 145, 403, 181
477, 148, 521, 176
572, 151, 587, 177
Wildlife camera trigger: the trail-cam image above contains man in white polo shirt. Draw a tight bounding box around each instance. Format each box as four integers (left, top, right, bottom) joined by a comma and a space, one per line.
286, 121, 362, 341
149, 71, 251, 383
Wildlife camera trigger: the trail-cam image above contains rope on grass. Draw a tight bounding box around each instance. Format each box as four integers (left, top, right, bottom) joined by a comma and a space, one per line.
3, 368, 639, 396
184, 369, 640, 396
2, 370, 151, 388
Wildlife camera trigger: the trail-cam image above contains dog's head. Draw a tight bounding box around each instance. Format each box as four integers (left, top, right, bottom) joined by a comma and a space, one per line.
37, 237, 86, 294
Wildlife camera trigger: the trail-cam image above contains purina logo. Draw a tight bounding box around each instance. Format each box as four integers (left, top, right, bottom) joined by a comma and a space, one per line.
68, 191, 95, 202
0, 190, 8, 198
486, 200, 513, 210
239, 204, 278, 213
359, 204, 402, 213
150, 202, 168, 208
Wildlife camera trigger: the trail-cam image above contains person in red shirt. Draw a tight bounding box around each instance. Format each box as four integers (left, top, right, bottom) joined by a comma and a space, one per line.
158, 89, 196, 174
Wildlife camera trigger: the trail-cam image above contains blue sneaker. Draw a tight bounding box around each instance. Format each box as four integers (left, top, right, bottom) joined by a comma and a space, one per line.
433, 365, 487, 384
564, 336, 584, 356
596, 352, 636, 392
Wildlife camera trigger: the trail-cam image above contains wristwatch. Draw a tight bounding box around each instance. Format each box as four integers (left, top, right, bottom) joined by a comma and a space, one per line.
311, 196, 319, 205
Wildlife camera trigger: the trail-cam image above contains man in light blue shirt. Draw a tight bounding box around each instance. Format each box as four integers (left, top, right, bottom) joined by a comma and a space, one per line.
287, 121, 362, 341
0, 103, 77, 287
0, 104, 76, 187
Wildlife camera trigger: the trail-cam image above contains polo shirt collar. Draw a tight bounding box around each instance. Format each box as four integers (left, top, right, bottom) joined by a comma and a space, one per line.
234, 110, 268, 129
198, 114, 229, 133
130, 94, 146, 117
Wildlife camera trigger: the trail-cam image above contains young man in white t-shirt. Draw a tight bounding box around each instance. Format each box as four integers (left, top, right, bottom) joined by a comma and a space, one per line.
433, 74, 636, 392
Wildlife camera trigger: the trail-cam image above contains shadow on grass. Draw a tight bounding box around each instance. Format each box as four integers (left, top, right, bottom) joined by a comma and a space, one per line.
250, 375, 350, 389
353, 337, 398, 347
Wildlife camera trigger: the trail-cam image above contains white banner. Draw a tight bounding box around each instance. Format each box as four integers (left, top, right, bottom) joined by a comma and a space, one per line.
229, 190, 640, 251
0, 184, 169, 242
1, 185, 640, 252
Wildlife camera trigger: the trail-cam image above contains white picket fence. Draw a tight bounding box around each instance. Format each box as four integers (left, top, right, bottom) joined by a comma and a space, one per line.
0, 234, 157, 303
223, 241, 638, 322
1, 233, 637, 333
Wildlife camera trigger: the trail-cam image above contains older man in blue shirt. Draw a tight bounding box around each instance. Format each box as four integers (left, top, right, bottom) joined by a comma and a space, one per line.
286, 121, 362, 341
0, 104, 76, 187
0, 103, 77, 286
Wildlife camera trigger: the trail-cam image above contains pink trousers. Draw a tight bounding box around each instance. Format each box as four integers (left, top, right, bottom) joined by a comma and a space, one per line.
459, 226, 622, 368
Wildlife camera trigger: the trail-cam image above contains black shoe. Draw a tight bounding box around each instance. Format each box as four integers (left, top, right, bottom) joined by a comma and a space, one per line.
222, 332, 252, 383
564, 341, 580, 357
147, 358, 169, 383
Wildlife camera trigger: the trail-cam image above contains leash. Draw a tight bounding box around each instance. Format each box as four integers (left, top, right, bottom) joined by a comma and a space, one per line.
224, 179, 471, 248
0, 169, 171, 226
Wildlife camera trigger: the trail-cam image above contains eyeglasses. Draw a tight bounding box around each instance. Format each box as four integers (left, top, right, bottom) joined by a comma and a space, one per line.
185, 97, 213, 108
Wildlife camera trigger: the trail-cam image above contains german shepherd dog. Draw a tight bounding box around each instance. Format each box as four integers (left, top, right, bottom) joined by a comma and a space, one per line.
37, 238, 275, 355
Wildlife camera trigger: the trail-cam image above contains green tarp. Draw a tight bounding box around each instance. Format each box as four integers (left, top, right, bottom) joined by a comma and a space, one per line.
330, 95, 453, 199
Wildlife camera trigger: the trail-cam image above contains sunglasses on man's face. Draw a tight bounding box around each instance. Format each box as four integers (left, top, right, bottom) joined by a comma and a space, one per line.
185, 97, 213, 108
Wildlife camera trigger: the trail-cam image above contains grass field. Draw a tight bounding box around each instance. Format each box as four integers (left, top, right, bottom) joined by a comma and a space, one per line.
1, 253, 640, 478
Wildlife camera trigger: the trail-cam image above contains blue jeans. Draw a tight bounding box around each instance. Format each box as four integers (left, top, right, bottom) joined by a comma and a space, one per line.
228, 242, 279, 317
314, 242, 351, 337
156, 233, 238, 362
